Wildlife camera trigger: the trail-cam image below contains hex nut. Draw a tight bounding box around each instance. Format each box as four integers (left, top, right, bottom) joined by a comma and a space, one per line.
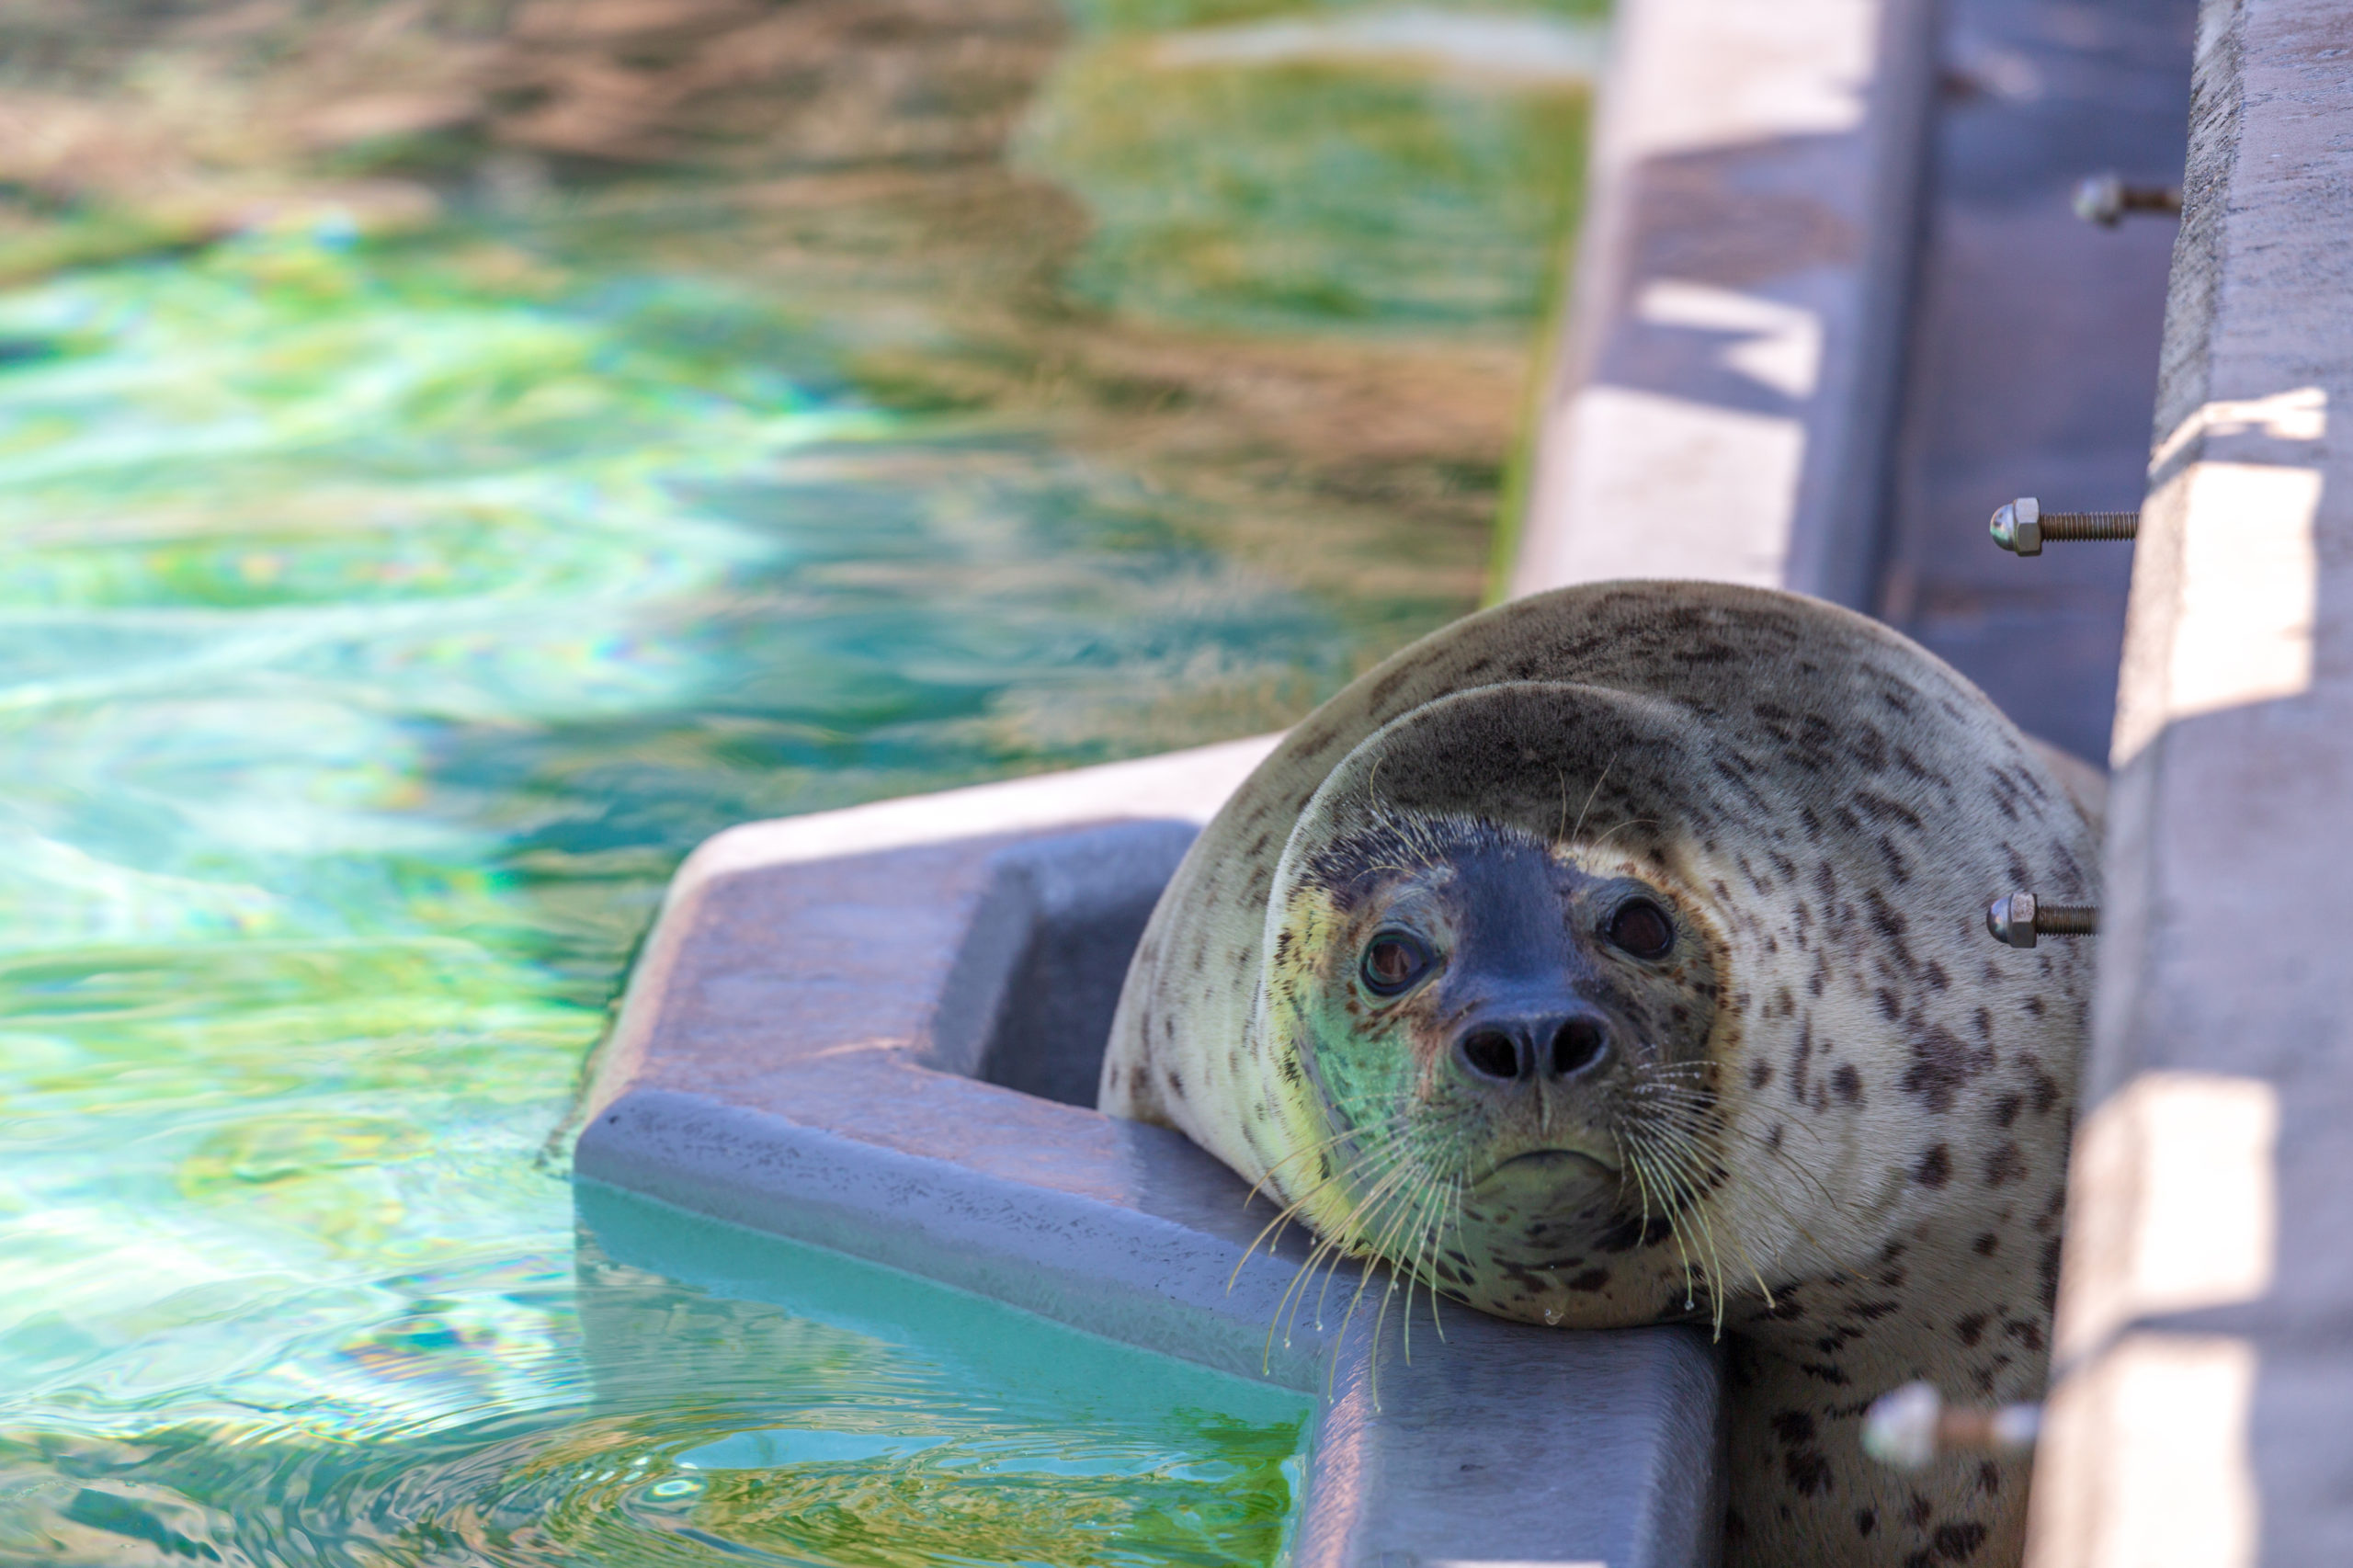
1985, 892, 2040, 949
2073, 172, 2126, 226
1989, 497, 2042, 555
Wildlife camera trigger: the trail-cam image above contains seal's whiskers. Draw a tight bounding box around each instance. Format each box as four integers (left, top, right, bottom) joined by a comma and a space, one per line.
1231, 1110, 1415, 1290
1263, 1127, 1428, 1362
1623, 1115, 1747, 1331
1614, 1055, 1784, 1329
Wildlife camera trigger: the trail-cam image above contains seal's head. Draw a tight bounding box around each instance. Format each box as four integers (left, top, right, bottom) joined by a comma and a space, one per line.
1256, 682, 1750, 1329
1267, 812, 1722, 1318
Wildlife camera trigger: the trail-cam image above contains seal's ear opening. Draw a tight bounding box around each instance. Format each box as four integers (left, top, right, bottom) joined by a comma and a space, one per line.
1279, 681, 1705, 880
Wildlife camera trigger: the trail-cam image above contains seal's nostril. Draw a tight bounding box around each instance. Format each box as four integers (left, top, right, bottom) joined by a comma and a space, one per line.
1551, 1018, 1606, 1076
1459, 1028, 1523, 1082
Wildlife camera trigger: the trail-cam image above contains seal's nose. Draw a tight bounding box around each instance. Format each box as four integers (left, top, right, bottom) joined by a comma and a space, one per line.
1452, 1008, 1612, 1085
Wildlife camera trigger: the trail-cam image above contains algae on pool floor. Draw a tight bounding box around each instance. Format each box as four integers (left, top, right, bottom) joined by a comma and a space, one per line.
0, 2, 1598, 1562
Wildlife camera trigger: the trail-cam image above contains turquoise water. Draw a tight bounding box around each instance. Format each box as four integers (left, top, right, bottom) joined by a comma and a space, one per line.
0, 223, 1334, 1565
0, 4, 1595, 1560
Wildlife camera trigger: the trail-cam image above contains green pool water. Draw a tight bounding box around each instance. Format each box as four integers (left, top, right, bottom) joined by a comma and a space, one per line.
0, 3, 1595, 1561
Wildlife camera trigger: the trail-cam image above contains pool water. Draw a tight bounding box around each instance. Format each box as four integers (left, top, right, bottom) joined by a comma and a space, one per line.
0, 2, 1597, 1561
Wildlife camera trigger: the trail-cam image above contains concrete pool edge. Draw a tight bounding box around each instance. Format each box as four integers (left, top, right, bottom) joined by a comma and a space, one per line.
575, 1100, 1723, 1568
574, 740, 1722, 1567
1511, 0, 1937, 608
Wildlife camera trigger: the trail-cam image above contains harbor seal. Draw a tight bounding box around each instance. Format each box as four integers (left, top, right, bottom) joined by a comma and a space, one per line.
1100, 582, 2097, 1568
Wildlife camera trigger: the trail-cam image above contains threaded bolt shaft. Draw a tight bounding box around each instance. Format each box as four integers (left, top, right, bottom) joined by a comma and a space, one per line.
2040, 510, 2139, 540
2074, 172, 2183, 226
1985, 892, 2099, 949
1989, 496, 2140, 554
2035, 902, 2098, 935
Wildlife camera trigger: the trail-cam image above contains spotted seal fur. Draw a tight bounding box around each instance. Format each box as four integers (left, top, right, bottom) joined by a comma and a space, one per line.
1099, 582, 2097, 1568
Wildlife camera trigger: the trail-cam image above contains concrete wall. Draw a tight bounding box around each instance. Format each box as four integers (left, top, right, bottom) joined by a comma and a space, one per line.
1510, 0, 1934, 608
2029, 2, 2353, 1562
1873, 0, 2192, 766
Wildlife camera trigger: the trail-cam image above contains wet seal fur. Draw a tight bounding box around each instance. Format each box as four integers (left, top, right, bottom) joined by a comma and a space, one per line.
1100, 583, 2097, 1568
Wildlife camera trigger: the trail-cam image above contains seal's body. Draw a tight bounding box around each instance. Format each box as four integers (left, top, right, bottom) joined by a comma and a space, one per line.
1101, 583, 2096, 1568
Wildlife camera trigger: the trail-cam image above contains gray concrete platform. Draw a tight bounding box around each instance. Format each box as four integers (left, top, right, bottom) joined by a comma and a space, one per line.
576, 743, 1721, 1568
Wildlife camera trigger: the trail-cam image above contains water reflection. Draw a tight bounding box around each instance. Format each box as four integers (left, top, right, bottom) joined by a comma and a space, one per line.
1, 1194, 1308, 1567
0, 1, 1593, 1560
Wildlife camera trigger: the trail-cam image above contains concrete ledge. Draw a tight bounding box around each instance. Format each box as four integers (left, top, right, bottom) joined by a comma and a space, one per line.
2031, 0, 2353, 1561
577, 1094, 1722, 1568
576, 740, 1723, 1568
1511, 0, 1935, 607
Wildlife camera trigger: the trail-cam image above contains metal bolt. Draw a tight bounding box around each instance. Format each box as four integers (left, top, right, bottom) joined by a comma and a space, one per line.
1863, 1381, 2041, 1471
1989, 496, 2139, 554
2073, 171, 2183, 226
1985, 892, 2099, 949
1989, 496, 2040, 554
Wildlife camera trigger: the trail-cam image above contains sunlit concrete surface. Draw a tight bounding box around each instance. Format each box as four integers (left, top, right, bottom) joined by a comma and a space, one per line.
1511, 0, 1935, 609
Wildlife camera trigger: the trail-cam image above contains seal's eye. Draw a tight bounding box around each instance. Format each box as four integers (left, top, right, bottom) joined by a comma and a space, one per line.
1606, 897, 1676, 961
1360, 931, 1434, 996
